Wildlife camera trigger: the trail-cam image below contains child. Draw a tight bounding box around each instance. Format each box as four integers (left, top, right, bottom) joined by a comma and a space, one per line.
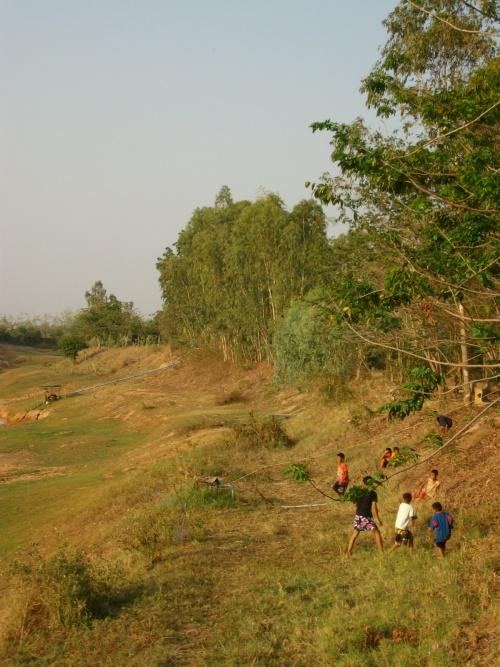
380, 448, 392, 469
389, 446, 401, 465
437, 415, 453, 436
332, 452, 349, 496
389, 492, 417, 553
429, 502, 453, 558
414, 469, 440, 503
347, 476, 384, 555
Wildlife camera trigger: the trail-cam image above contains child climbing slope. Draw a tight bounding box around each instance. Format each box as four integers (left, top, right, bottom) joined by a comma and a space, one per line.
332, 452, 349, 496
414, 469, 441, 503
429, 502, 454, 558
389, 492, 417, 553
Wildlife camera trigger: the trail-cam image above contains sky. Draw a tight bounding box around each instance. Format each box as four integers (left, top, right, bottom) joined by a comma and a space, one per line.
0, 0, 396, 318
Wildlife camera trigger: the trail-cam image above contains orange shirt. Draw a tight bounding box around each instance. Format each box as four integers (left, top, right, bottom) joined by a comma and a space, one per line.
337, 462, 349, 484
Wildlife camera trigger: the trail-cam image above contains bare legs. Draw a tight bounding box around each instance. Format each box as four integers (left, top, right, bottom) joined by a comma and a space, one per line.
347, 529, 383, 555
373, 529, 384, 552
347, 530, 359, 555
435, 543, 446, 558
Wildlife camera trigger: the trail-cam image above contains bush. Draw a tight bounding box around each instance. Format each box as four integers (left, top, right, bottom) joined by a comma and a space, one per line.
273, 294, 353, 386
4, 546, 120, 647
120, 501, 204, 564
58, 332, 88, 360
283, 462, 310, 482
387, 447, 420, 467
231, 413, 294, 450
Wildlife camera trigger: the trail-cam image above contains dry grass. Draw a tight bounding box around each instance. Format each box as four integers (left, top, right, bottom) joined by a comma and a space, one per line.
0, 344, 498, 665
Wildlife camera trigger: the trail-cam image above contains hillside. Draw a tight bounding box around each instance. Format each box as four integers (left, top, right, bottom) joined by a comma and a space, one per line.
0, 344, 498, 666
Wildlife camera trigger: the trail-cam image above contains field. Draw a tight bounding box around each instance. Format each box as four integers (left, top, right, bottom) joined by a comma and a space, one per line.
0, 344, 498, 666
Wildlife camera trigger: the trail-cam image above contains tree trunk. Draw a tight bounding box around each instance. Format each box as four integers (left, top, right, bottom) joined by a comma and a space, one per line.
458, 303, 471, 405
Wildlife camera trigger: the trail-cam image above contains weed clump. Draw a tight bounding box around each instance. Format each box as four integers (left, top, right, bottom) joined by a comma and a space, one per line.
2, 546, 124, 660
215, 389, 246, 405
119, 501, 204, 565
231, 413, 294, 450
9, 547, 119, 628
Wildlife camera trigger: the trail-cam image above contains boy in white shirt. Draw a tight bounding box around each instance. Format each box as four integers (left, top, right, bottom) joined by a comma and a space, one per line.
389, 492, 417, 553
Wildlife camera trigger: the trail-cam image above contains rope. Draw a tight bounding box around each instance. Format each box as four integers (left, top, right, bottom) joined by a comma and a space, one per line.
280, 395, 500, 509
384, 396, 500, 482
64, 358, 180, 397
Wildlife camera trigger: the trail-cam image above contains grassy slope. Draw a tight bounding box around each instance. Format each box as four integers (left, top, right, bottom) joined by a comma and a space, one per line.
0, 345, 498, 666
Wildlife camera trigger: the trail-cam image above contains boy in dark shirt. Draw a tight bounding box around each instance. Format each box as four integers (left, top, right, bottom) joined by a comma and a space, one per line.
437, 415, 453, 436
347, 476, 384, 555
429, 502, 453, 558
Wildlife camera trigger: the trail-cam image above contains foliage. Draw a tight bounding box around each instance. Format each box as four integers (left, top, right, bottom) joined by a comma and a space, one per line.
283, 462, 310, 482
8, 547, 120, 630
386, 447, 420, 467
422, 432, 444, 448
341, 472, 387, 504
377, 367, 444, 420
58, 332, 88, 360
231, 413, 294, 450
119, 499, 204, 564
273, 292, 353, 385
0, 314, 73, 348
157, 188, 330, 361
308, 0, 500, 394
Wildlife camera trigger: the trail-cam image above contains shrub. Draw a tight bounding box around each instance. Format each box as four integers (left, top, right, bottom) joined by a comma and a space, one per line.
178, 485, 235, 509
273, 294, 354, 386
120, 501, 204, 564
283, 462, 310, 482
387, 447, 420, 467
3, 546, 121, 654
58, 332, 88, 360
231, 413, 294, 450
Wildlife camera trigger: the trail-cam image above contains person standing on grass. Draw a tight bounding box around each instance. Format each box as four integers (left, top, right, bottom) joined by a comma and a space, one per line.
389, 492, 417, 553
332, 452, 349, 496
429, 502, 453, 558
347, 476, 384, 555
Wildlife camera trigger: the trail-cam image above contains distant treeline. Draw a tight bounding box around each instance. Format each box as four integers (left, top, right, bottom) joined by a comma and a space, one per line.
1, 283, 161, 359
0, 316, 71, 348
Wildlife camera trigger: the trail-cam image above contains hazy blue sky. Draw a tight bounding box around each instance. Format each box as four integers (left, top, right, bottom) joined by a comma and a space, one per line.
1, 0, 395, 318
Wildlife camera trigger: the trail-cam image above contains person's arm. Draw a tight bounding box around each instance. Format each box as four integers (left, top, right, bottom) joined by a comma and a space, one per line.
372, 501, 383, 526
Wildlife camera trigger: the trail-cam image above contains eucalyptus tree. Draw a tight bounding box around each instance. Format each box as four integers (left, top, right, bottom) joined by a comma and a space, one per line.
157, 189, 330, 361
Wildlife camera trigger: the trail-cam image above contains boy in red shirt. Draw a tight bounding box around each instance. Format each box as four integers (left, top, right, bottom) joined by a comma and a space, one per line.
332, 452, 349, 496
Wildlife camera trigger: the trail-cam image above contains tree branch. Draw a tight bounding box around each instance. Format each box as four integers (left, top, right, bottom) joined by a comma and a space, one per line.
342, 318, 500, 368
404, 99, 500, 157
406, 0, 499, 36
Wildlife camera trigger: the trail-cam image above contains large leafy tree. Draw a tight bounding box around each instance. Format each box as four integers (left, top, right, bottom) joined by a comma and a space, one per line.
308, 0, 500, 401
73, 281, 146, 346
157, 188, 330, 361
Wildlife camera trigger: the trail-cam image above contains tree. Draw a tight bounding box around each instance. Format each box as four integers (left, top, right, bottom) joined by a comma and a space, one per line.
308, 0, 500, 403
58, 332, 87, 361
156, 191, 330, 361
72, 281, 148, 346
